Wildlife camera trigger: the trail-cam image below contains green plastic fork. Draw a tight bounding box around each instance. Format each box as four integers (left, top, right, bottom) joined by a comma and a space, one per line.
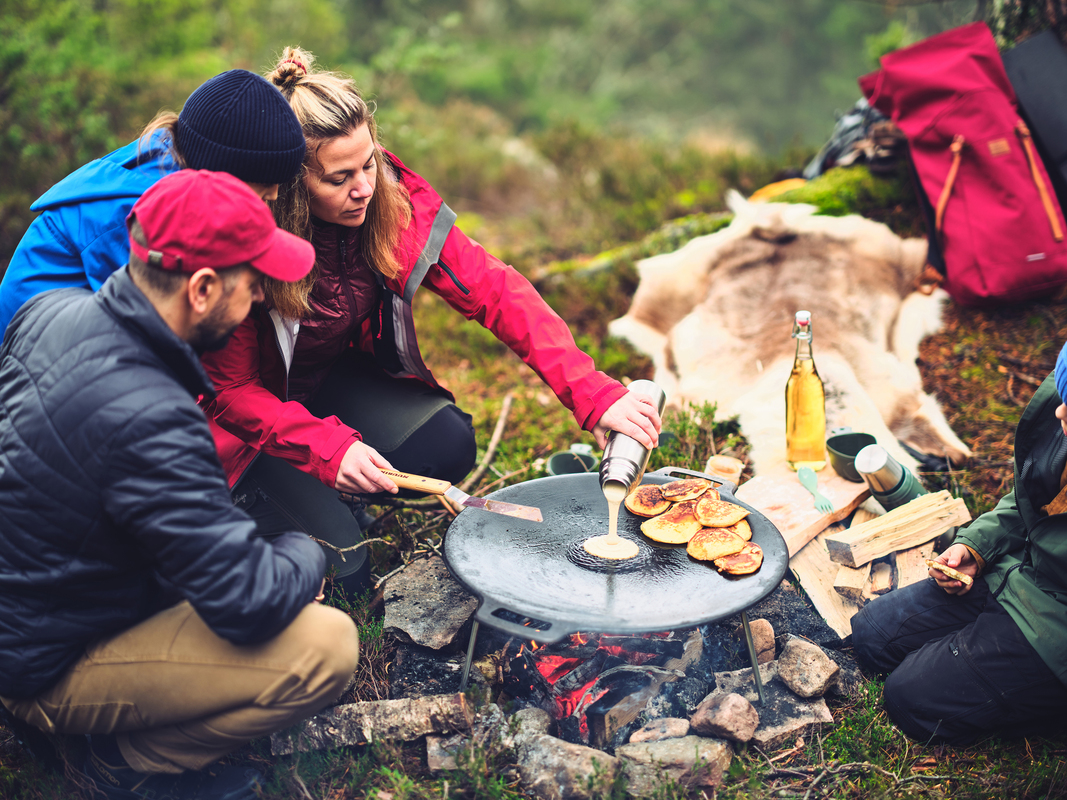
798, 467, 835, 514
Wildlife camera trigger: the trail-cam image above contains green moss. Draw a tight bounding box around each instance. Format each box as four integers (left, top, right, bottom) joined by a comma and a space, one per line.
770, 163, 925, 238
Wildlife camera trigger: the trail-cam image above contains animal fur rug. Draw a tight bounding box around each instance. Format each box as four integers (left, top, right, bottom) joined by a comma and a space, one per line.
609, 192, 972, 476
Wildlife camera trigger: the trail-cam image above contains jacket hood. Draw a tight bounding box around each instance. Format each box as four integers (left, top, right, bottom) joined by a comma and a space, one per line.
31, 135, 177, 212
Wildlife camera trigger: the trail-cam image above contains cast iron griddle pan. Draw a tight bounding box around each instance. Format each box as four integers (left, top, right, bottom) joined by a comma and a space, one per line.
443, 467, 788, 643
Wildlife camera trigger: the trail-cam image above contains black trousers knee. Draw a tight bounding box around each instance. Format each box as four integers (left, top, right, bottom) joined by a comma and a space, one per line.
232, 351, 477, 597
852, 578, 1067, 745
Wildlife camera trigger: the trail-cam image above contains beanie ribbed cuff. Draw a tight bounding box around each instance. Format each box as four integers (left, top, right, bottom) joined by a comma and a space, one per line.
176, 119, 305, 185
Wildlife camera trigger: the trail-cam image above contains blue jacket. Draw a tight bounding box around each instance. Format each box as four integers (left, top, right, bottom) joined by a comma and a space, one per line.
0, 134, 180, 340
0, 269, 325, 699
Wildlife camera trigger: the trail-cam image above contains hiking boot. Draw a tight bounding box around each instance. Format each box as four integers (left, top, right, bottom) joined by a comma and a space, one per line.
82, 744, 261, 800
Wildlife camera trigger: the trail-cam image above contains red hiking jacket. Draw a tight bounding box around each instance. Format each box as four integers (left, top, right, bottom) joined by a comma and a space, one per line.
200, 151, 627, 487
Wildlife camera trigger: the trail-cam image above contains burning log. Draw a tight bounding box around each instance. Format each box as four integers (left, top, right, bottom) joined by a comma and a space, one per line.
596, 636, 686, 658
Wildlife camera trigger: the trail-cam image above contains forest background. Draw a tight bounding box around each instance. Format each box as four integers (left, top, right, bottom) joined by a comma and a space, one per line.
2, 0, 981, 276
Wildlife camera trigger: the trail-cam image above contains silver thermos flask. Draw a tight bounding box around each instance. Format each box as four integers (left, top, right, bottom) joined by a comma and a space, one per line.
598, 380, 667, 495
854, 444, 928, 511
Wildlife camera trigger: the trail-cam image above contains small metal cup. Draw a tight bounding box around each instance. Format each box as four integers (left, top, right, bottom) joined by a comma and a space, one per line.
855, 444, 928, 510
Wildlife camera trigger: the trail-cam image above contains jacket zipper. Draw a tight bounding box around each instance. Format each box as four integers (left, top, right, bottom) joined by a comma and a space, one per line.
437, 259, 470, 295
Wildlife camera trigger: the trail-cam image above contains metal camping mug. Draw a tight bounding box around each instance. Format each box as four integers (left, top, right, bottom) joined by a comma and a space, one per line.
854, 444, 928, 511
599, 380, 668, 495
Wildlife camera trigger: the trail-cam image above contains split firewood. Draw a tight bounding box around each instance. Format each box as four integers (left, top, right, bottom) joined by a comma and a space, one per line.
833, 562, 872, 605
895, 540, 936, 589
824, 491, 971, 569
869, 562, 893, 595
271, 694, 473, 755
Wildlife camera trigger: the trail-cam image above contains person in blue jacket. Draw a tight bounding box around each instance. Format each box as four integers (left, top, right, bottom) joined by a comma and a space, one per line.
0, 68, 306, 339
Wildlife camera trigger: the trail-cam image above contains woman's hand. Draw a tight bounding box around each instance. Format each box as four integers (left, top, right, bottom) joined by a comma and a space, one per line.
591, 391, 663, 450
333, 441, 399, 494
929, 543, 979, 596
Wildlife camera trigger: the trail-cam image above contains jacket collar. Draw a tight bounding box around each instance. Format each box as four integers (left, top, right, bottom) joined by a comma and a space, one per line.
96, 267, 216, 401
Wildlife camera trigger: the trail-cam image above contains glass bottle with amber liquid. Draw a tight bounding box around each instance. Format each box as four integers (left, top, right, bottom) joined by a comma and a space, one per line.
785, 310, 826, 471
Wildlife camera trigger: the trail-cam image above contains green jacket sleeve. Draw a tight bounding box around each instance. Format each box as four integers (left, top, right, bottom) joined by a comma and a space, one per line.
954, 488, 1028, 568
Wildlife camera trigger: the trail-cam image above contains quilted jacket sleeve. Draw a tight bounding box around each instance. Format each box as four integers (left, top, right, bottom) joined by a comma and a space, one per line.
199, 315, 362, 487
426, 226, 628, 430
102, 397, 326, 644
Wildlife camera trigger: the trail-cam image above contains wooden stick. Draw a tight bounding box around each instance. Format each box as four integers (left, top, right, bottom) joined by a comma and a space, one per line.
459, 392, 514, 492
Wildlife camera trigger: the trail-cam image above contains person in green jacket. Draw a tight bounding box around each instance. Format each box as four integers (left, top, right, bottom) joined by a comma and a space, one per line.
851, 342, 1067, 745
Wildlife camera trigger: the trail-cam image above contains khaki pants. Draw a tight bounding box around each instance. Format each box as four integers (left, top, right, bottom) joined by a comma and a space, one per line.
2, 601, 359, 773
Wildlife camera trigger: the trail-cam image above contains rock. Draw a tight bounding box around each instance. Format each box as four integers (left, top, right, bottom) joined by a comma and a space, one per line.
616, 735, 733, 796
426, 733, 466, 772
629, 718, 690, 744
508, 707, 553, 746
711, 662, 833, 750
515, 734, 620, 800
383, 556, 478, 650
736, 618, 775, 663
777, 637, 841, 698
690, 692, 759, 743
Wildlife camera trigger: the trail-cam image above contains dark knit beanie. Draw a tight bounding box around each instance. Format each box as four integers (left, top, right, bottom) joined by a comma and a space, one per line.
175, 69, 305, 185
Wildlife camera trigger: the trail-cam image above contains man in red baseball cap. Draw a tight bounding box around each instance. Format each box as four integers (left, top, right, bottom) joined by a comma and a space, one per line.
0, 170, 355, 800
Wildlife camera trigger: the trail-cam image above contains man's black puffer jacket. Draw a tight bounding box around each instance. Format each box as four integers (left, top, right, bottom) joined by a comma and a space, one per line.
0, 268, 325, 699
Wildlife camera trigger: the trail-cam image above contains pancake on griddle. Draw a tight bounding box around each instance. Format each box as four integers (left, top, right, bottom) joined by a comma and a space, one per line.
624, 484, 671, 517
686, 527, 746, 561
721, 518, 752, 542
694, 495, 750, 527
640, 499, 702, 544
714, 542, 764, 574
660, 478, 714, 502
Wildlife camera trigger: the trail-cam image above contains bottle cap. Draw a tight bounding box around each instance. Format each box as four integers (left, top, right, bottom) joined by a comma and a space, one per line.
795, 310, 811, 325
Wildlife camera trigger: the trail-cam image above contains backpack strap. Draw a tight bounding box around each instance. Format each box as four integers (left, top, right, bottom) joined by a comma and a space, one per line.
935, 135, 965, 236
1017, 120, 1064, 241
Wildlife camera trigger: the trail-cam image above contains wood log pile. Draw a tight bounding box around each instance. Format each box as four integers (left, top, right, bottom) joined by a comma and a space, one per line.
736, 466, 974, 639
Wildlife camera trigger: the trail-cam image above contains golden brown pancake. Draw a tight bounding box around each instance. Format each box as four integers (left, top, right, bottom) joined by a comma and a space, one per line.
714, 542, 764, 574
624, 484, 671, 517
640, 500, 702, 544
694, 495, 750, 527
687, 528, 746, 561
660, 478, 715, 502
721, 518, 752, 542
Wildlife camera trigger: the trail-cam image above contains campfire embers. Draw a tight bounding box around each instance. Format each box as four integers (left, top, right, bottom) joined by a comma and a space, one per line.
502, 629, 712, 751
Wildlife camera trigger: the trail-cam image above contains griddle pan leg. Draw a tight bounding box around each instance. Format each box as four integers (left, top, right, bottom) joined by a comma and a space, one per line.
740, 611, 766, 706
459, 620, 480, 692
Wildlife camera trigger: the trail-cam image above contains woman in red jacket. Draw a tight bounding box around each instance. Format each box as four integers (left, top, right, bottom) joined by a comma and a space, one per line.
200, 48, 661, 596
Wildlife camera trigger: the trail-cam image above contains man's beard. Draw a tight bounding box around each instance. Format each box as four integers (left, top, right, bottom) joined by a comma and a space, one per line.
188, 300, 240, 354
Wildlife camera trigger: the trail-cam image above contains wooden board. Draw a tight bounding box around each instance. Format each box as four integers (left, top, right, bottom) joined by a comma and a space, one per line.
736, 466, 871, 557
789, 523, 863, 639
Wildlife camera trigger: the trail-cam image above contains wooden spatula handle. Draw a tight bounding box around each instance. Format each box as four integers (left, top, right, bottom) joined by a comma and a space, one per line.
378, 469, 452, 495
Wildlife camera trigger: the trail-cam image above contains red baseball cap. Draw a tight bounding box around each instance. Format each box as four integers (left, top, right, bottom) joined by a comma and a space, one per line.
127, 169, 314, 282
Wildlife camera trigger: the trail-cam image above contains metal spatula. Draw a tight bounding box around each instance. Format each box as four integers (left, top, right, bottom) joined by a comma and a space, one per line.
379, 469, 544, 522
798, 467, 834, 514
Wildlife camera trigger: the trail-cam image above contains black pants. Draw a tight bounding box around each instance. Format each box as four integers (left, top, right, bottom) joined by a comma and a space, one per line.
851, 577, 1067, 745
233, 351, 477, 598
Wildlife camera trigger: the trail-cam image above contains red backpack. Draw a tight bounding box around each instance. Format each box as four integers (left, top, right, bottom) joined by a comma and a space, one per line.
860, 22, 1067, 306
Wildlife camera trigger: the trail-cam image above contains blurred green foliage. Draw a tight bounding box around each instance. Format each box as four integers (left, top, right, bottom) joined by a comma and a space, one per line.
2, 0, 982, 272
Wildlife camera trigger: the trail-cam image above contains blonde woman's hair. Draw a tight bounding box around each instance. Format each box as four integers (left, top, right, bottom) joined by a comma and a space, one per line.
138, 112, 187, 169
264, 46, 412, 319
